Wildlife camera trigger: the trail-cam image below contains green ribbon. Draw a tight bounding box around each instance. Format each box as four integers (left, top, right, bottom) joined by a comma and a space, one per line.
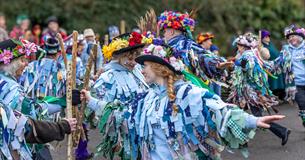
182, 70, 214, 93
40, 96, 67, 107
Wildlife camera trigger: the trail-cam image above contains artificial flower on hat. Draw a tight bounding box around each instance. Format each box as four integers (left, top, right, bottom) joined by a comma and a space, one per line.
136, 39, 184, 74
236, 33, 259, 48
0, 39, 37, 64
158, 11, 195, 32
102, 32, 152, 61
284, 24, 305, 39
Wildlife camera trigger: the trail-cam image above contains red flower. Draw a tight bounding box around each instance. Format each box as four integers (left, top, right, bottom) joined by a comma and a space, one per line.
129, 32, 142, 46
172, 21, 181, 30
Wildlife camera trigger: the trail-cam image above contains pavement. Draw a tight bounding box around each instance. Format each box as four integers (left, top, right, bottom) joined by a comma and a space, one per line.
51, 103, 305, 160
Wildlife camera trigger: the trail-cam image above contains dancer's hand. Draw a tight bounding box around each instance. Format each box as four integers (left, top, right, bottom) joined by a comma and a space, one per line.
63, 118, 77, 132
80, 89, 91, 102
257, 115, 285, 128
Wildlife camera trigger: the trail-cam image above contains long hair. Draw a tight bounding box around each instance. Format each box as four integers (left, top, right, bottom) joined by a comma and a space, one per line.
148, 62, 180, 115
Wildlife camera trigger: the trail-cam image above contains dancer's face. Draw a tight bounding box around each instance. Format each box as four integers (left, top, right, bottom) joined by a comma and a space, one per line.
163, 28, 175, 42
142, 62, 157, 84
288, 35, 303, 47
119, 49, 141, 71
200, 39, 212, 50
17, 57, 28, 76
262, 36, 270, 44
237, 44, 244, 53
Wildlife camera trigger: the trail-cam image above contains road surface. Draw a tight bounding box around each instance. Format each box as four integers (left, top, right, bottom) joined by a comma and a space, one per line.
51, 103, 305, 160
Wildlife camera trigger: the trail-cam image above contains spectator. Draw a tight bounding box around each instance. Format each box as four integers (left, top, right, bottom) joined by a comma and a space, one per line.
9, 14, 30, 40
41, 16, 67, 46
0, 13, 8, 42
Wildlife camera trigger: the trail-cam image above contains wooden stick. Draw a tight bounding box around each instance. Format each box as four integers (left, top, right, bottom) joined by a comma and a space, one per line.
103, 35, 109, 64
56, 33, 68, 67
66, 60, 73, 160
71, 31, 82, 147
71, 31, 78, 87
120, 20, 126, 34
93, 42, 99, 75
258, 30, 262, 50
77, 44, 98, 140
104, 34, 109, 46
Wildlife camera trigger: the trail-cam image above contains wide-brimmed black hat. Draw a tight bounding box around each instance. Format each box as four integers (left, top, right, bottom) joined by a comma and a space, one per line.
0, 39, 39, 64
285, 32, 305, 39
0, 39, 17, 51
136, 55, 182, 75
284, 25, 305, 39
45, 38, 59, 55
0, 39, 20, 64
112, 32, 145, 56
135, 43, 182, 75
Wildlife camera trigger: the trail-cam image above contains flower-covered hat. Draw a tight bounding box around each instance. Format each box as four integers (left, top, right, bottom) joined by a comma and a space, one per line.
235, 33, 258, 48
158, 11, 195, 33
196, 32, 214, 44
102, 32, 152, 61
284, 24, 305, 39
0, 39, 38, 64
135, 39, 184, 75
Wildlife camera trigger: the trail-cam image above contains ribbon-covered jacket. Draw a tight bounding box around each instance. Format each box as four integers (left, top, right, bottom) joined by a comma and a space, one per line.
168, 34, 228, 88
270, 41, 305, 102
87, 61, 148, 159
227, 49, 278, 111
19, 57, 66, 98
0, 71, 70, 160
138, 80, 257, 160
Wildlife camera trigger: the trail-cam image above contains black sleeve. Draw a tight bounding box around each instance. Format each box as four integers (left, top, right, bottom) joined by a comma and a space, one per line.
25, 119, 71, 144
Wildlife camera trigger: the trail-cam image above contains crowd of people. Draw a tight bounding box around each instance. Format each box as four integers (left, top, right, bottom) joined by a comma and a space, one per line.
0, 10, 304, 160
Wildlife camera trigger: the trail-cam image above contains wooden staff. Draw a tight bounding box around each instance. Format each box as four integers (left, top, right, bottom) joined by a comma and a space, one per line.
71, 31, 78, 86
77, 44, 98, 140
120, 20, 126, 34
93, 42, 99, 75
103, 35, 109, 64
66, 60, 73, 160
56, 33, 68, 67
258, 30, 262, 50
70, 31, 81, 147
104, 34, 109, 46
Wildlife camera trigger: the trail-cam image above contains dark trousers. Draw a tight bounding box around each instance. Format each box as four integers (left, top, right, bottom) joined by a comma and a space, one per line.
250, 106, 287, 139
295, 86, 305, 111
272, 89, 286, 100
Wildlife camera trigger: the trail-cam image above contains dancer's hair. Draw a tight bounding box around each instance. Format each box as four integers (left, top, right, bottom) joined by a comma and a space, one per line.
148, 61, 180, 115
0, 57, 25, 78
114, 48, 142, 61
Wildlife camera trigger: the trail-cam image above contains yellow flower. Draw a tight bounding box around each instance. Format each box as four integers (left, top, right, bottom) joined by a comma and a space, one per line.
102, 39, 129, 60
141, 37, 153, 44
